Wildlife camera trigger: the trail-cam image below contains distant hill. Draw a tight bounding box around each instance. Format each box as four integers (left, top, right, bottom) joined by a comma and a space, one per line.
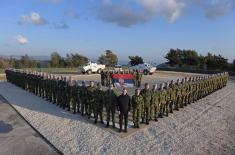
0, 55, 50, 61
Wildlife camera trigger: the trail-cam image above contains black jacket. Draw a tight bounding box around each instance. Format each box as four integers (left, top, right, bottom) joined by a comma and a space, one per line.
117, 94, 131, 113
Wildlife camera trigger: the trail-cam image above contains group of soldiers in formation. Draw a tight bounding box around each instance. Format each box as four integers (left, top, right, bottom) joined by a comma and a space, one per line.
5, 69, 229, 133
100, 69, 143, 87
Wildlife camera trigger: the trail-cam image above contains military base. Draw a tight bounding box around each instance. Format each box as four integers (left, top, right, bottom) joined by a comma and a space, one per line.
1, 0, 235, 154
1, 50, 235, 155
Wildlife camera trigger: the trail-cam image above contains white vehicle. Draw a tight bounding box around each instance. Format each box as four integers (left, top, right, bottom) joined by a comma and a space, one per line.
81, 62, 105, 74
131, 63, 157, 75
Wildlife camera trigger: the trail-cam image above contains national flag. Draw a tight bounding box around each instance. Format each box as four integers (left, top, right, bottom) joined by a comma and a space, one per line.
112, 74, 135, 87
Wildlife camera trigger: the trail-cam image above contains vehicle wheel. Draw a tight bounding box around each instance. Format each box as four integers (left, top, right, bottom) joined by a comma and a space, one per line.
143, 69, 149, 75
87, 70, 92, 74
97, 69, 101, 74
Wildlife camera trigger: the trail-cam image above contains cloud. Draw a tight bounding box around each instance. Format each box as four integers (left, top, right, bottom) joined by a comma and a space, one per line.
97, 2, 150, 27
42, 0, 63, 3
53, 21, 69, 29
15, 35, 29, 44
18, 12, 47, 25
95, 0, 234, 27
196, 0, 231, 19
64, 11, 80, 19
96, 0, 185, 27
137, 0, 185, 23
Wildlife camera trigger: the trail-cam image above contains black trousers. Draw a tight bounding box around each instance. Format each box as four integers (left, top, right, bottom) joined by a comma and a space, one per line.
119, 112, 128, 130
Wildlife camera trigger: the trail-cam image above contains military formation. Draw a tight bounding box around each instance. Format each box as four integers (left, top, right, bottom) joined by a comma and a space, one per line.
100, 69, 143, 87
5, 69, 229, 132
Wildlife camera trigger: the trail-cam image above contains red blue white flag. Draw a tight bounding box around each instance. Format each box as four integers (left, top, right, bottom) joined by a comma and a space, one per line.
112, 74, 135, 87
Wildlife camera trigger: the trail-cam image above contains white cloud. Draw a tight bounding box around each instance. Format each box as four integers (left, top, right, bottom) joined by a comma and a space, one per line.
15, 35, 29, 44
18, 12, 47, 25
95, 0, 234, 27
137, 0, 185, 23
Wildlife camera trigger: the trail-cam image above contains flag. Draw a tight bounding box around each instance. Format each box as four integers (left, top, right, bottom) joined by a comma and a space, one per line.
112, 74, 135, 88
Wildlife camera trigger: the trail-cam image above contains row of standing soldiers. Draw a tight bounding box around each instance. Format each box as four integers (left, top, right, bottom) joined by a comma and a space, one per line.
5, 69, 229, 132
100, 70, 143, 87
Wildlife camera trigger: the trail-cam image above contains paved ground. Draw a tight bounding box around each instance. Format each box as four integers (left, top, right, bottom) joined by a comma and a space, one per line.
0, 95, 59, 155
0, 76, 234, 154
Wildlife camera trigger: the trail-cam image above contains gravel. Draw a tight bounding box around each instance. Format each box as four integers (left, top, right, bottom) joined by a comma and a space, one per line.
0, 76, 234, 155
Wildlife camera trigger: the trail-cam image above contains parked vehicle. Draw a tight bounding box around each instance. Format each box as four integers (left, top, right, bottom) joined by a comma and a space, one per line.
81, 62, 105, 74
131, 63, 156, 75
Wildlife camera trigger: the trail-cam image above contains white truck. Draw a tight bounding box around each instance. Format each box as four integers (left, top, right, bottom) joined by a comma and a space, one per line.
131, 63, 157, 75
81, 62, 105, 74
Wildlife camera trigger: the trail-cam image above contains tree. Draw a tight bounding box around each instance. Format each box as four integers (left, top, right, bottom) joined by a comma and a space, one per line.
20, 54, 37, 68
165, 49, 183, 66
70, 53, 88, 67
98, 50, 118, 66
205, 53, 228, 70
50, 52, 62, 67
128, 56, 144, 66
182, 50, 199, 66
232, 60, 235, 71
65, 53, 88, 67
0, 58, 11, 69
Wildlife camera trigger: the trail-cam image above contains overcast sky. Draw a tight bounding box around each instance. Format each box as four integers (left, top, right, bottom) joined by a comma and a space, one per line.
0, 0, 235, 63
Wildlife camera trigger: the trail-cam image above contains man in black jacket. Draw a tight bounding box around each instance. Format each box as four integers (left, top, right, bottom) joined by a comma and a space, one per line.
117, 88, 131, 133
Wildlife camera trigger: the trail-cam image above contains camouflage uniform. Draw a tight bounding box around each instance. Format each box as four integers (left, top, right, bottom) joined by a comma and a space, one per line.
140, 88, 152, 124
80, 83, 88, 116
105, 89, 117, 127
132, 93, 143, 127
94, 86, 104, 124
87, 84, 96, 118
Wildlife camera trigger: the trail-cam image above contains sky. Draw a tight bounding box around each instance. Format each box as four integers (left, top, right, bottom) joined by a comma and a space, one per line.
0, 0, 235, 63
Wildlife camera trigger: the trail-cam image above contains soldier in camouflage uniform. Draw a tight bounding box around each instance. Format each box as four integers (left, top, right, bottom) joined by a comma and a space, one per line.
168, 80, 176, 113
140, 83, 152, 124
136, 71, 142, 87
151, 84, 160, 121
100, 70, 105, 86
71, 80, 78, 114
105, 84, 117, 128
165, 82, 170, 116
94, 83, 104, 124
87, 81, 96, 119
175, 79, 181, 111
132, 88, 143, 128
180, 78, 186, 108
80, 81, 88, 116
159, 83, 167, 117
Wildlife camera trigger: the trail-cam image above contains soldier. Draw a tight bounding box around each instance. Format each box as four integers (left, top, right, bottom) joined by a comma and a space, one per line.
159, 83, 167, 117
71, 80, 78, 114
105, 84, 117, 128
180, 78, 186, 108
117, 88, 131, 133
136, 71, 142, 87
51, 75, 57, 104
151, 84, 160, 121
94, 83, 104, 124
80, 81, 88, 116
100, 70, 105, 86
87, 81, 96, 119
168, 80, 176, 113
132, 88, 143, 128
141, 83, 152, 124
175, 79, 181, 111
165, 82, 170, 116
